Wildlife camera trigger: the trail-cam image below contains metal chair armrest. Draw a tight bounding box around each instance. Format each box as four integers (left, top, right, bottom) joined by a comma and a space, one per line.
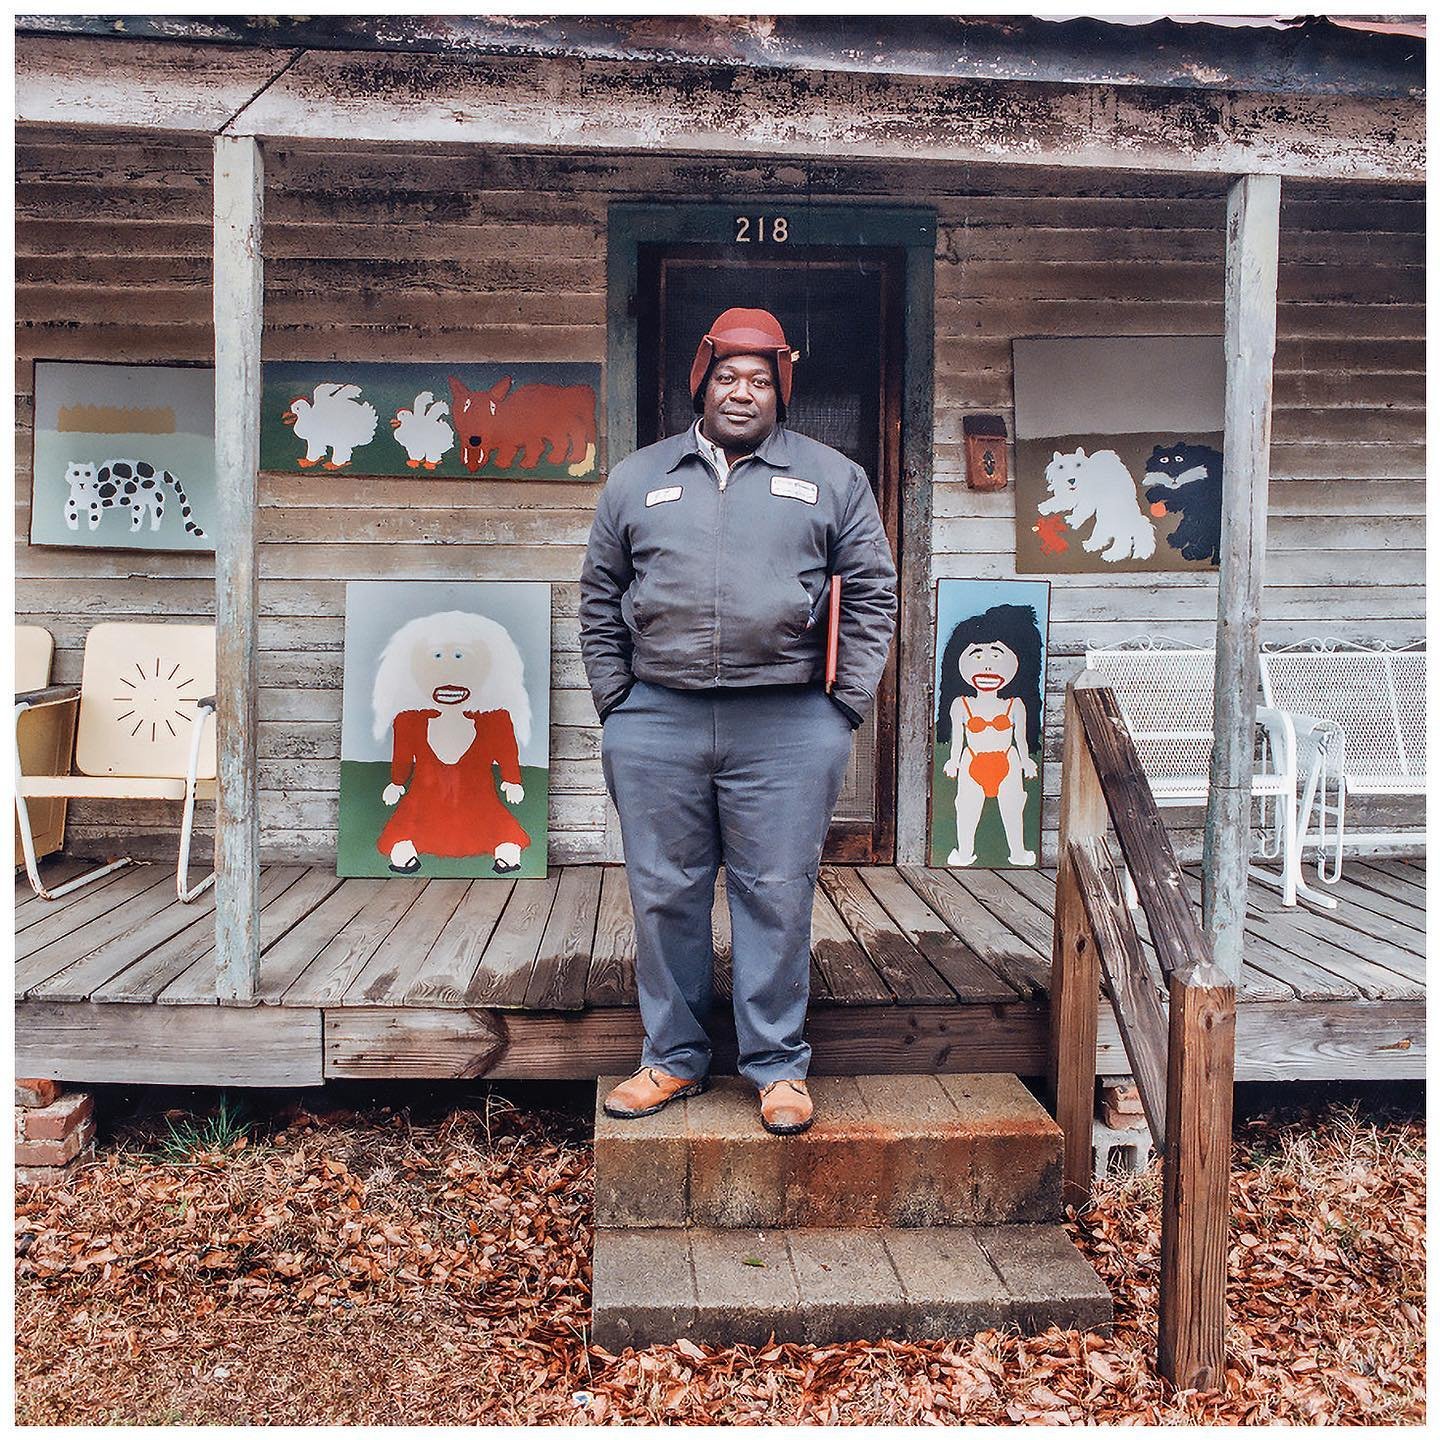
1253, 705, 1298, 779
15, 684, 80, 711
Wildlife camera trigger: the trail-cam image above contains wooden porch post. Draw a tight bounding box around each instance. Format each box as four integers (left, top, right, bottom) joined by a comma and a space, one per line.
212, 135, 264, 1003
1202, 173, 1281, 981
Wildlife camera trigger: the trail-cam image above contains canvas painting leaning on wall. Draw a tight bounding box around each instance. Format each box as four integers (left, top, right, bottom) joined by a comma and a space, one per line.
930, 579, 1051, 869
337, 581, 552, 878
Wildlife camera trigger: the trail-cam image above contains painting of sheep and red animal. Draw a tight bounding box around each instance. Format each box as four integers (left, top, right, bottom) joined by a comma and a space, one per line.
260, 362, 599, 479
30, 361, 216, 552
337, 581, 551, 879
1012, 336, 1226, 574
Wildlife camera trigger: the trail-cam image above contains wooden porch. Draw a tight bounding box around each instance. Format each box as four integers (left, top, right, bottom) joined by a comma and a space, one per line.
15, 857, 1424, 1089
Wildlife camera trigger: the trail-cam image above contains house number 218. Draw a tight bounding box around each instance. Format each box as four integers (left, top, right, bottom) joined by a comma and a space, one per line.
734, 215, 789, 243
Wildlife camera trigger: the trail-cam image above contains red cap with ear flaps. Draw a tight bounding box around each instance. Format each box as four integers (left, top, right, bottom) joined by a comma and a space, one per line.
689, 307, 794, 406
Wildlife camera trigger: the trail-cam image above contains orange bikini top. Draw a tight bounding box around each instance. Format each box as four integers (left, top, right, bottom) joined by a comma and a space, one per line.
963, 697, 1014, 733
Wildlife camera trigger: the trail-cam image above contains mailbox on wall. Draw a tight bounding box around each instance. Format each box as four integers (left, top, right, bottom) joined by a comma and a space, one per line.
963, 414, 1009, 492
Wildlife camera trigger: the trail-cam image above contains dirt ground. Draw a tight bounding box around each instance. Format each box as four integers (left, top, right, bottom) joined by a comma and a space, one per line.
14, 1078, 1425, 1425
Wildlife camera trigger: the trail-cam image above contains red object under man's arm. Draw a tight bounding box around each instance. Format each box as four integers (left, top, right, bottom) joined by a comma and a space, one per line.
825, 575, 841, 693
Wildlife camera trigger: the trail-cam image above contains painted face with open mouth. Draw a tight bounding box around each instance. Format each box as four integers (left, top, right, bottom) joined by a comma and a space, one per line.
410, 637, 493, 708
958, 641, 1019, 694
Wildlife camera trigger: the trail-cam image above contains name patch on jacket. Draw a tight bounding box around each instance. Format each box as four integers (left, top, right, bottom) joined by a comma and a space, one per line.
645, 485, 683, 507
771, 476, 819, 504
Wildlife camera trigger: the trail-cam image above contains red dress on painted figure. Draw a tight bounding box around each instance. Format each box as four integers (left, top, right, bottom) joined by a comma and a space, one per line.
377, 708, 530, 859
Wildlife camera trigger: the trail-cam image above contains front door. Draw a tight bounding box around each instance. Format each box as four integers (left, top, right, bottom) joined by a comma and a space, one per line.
635, 244, 903, 862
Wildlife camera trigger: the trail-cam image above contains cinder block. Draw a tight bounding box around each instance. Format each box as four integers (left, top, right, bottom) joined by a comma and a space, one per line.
594, 1078, 690, 1227
15, 1078, 61, 1109
777, 1077, 887, 1227
935, 1073, 1063, 1223
591, 1228, 698, 1352
786, 1227, 907, 1343
975, 1225, 1114, 1335
880, 1226, 1011, 1340
685, 1079, 787, 1228
687, 1228, 803, 1347
14, 1117, 95, 1169
19, 1092, 94, 1143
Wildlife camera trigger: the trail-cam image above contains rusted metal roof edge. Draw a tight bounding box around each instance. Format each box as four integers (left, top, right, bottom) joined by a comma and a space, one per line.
10, 14, 1424, 100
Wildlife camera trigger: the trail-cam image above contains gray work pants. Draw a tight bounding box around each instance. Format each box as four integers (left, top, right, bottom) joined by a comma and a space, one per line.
600, 679, 854, 1088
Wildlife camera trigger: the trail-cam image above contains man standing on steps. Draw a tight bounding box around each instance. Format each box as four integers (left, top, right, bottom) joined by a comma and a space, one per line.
580, 307, 898, 1135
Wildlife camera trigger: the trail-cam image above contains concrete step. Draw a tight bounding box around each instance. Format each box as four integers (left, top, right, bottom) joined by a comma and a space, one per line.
592, 1222, 1114, 1350
595, 1073, 1062, 1229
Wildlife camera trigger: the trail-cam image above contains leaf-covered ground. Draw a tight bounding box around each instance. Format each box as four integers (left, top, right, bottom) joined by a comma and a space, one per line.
15, 1081, 1424, 1424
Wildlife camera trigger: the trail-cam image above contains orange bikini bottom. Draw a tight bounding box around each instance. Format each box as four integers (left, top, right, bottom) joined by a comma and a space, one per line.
967, 749, 1012, 799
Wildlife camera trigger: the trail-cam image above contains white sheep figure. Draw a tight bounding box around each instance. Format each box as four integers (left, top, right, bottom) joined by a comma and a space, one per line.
282, 383, 379, 470
390, 391, 454, 470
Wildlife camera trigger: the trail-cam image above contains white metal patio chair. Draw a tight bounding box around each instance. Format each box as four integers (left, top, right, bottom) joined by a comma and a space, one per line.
15, 621, 217, 902
1083, 637, 1317, 906
1259, 641, 1427, 887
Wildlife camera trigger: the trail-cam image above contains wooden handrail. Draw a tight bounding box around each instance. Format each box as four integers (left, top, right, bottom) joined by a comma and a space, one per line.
1049, 676, 1236, 1393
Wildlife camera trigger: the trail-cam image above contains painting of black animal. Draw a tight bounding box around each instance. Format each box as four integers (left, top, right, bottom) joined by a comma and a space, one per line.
1143, 441, 1224, 565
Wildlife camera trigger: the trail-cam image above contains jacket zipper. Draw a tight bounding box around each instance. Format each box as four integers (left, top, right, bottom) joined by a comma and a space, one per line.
713, 467, 726, 681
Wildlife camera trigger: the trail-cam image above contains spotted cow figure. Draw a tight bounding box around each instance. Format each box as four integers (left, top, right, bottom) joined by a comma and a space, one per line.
62, 460, 207, 538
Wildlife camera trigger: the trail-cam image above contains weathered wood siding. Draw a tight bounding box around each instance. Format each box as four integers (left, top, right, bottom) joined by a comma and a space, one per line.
15, 130, 1423, 862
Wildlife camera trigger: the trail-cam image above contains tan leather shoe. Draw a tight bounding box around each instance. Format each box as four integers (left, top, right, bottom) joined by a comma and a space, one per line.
759, 1078, 814, 1135
603, 1065, 708, 1119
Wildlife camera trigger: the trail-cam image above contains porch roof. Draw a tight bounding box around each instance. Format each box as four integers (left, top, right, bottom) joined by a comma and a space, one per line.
12, 25, 1424, 183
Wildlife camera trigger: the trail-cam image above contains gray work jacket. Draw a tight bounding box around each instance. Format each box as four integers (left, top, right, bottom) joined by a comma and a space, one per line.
579, 423, 898, 726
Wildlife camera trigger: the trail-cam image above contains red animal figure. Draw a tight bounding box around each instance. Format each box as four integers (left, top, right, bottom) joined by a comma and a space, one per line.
446, 376, 597, 476
1032, 512, 1070, 556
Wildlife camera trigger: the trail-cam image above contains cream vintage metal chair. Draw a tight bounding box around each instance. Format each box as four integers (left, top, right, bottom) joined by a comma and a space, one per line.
15, 622, 217, 902
14, 624, 69, 867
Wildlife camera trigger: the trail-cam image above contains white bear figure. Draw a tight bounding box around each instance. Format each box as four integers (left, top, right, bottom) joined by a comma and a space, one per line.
1037, 448, 1157, 563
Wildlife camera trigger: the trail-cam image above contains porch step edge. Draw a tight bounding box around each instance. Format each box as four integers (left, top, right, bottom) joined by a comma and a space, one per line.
591, 1222, 1113, 1351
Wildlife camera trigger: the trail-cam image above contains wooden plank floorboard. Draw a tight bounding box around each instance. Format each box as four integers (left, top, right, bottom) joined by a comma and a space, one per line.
820, 866, 954, 1003
283, 879, 428, 1007
402, 879, 512, 1006
1235, 886, 1424, 1000
341, 878, 473, 1007
857, 865, 1021, 1002
1326, 868, 1427, 946
524, 866, 602, 1010
585, 866, 635, 1007
155, 867, 348, 1005
29, 884, 220, 1004
897, 866, 1049, 998
236, 877, 386, 1006
92, 866, 308, 1004
809, 882, 891, 1004
16, 868, 190, 995
1353, 861, 1428, 903
947, 867, 1058, 962
15, 856, 127, 927
465, 874, 559, 1008
16, 863, 172, 961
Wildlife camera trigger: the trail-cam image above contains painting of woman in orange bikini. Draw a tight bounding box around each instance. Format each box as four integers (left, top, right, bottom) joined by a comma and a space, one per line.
931, 582, 1050, 869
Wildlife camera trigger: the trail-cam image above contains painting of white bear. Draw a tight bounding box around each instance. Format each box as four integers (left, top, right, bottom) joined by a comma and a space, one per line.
1013, 336, 1225, 574
337, 581, 551, 879
30, 361, 216, 552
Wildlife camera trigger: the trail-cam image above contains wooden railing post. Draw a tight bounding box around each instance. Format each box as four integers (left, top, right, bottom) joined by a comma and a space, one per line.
1048, 678, 1109, 1206
1159, 961, 1236, 1391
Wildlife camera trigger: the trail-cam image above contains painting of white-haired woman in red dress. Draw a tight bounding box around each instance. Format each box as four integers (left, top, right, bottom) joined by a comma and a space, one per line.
338, 583, 550, 878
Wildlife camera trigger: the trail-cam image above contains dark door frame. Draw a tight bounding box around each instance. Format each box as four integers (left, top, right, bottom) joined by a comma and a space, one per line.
605, 201, 936, 865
